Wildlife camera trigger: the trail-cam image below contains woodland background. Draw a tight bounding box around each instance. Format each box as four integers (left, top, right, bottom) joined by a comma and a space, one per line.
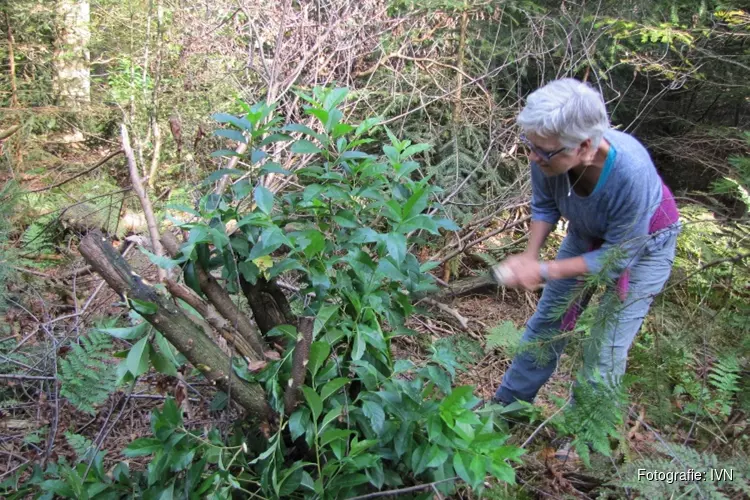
1, 0, 749, 498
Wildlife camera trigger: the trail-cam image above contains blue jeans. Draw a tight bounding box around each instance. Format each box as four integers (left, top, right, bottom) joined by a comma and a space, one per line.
494, 224, 680, 404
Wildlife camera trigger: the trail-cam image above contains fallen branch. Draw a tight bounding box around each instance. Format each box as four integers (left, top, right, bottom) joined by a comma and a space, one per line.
79, 230, 270, 419
348, 477, 460, 500
0, 374, 56, 381
420, 298, 469, 330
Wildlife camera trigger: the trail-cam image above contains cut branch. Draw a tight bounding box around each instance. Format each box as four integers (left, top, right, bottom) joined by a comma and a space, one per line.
79, 230, 270, 419
161, 231, 266, 358
283, 316, 313, 414
165, 278, 261, 362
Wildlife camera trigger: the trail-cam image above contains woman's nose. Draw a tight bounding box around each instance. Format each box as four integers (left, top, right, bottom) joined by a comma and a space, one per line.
528, 150, 541, 163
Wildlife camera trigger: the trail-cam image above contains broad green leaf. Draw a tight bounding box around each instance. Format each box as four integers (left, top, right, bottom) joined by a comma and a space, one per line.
402, 143, 432, 158
277, 461, 309, 497
130, 298, 157, 315
395, 160, 421, 180
488, 460, 516, 484
419, 260, 441, 272
254, 185, 274, 214
350, 228, 380, 244
351, 329, 366, 360
320, 406, 343, 432
306, 108, 329, 128
139, 247, 184, 270
453, 452, 473, 487
251, 149, 267, 164
332, 122, 355, 138
323, 87, 349, 110
362, 400, 385, 434
126, 337, 151, 376
213, 129, 247, 143
212, 113, 251, 130
301, 230, 325, 258
259, 162, 293, 176
307, 342, 331, 379
435, 217, 460, 231
382, 233, 407, 264
209, 149, 242, 158
333, 211, 359, 228
302, 386, 323, 421
366, 463, 385, 490
313, 304, 338, 338
291, 140, 322, 154
238, 261, 259, 285
99, 322, 148, 340
282, 123, 326, 143
259, 133, 292, 146
469, 454, 486, 488
383, 145, 399, 163
341, 150, 372, 160
123, 438, 162, 457
398, 215, 440, 235
289, 407, 311, 440
402, 186, 429, 220
319, 429, 354, 447
355, 117, 382, 136
320, 377, 349, 401
267, 258, 306, 280
161, 398, 181, 428
151, 350, 178, 376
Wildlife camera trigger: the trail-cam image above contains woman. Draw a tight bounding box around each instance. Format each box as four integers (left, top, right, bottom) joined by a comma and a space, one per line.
492, 78, 681, 407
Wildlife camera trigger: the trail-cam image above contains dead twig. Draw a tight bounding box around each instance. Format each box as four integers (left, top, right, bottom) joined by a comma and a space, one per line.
420, 298, 470, 330
27, 150, 123, 193
121, 124, 165, 281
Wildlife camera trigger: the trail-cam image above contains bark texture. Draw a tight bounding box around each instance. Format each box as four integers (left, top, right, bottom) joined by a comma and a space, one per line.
79, 230, 271, 420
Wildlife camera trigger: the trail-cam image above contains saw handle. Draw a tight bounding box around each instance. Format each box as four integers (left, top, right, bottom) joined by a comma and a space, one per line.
491, 264, 514, 285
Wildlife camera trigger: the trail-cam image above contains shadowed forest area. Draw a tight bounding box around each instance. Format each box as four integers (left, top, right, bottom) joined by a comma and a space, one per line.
1, 0, 749, 498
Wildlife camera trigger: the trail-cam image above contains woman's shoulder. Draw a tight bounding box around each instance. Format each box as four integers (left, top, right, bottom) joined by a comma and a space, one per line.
604, 129, 657, 175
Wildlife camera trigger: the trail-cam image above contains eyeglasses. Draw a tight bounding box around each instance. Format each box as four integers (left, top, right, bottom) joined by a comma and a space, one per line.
519, 133, 567, 161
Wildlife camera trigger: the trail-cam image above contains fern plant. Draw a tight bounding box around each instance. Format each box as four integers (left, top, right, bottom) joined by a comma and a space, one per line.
59, 327, 118, 414
708, 354, 741, 418
611, 442, 750, 499
64, 432, 95, 463
551, 375, 628, 466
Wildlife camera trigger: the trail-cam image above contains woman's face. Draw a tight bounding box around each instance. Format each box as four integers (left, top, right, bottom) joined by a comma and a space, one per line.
523, 131, 593, 176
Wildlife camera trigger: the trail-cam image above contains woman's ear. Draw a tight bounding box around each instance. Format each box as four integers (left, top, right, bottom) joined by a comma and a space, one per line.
579, 138, 596, 163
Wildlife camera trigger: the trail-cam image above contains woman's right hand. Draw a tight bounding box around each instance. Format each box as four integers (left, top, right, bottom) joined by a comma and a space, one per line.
494, 251, 543, 290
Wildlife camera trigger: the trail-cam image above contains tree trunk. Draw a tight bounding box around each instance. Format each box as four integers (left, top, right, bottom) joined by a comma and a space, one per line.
240, 277, 296, 335
79, 230, 271, 420
53, 0, 91, 108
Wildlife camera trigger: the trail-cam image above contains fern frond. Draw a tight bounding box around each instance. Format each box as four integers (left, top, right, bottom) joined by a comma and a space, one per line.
59, 328, 118, 414
64, 432, 95, 463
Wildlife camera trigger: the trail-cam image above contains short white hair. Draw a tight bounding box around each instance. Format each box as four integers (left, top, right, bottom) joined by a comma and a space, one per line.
517, 78, 610, 149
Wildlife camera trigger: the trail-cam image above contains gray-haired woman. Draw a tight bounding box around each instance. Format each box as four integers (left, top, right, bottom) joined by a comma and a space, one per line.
492, 78, 681, 408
